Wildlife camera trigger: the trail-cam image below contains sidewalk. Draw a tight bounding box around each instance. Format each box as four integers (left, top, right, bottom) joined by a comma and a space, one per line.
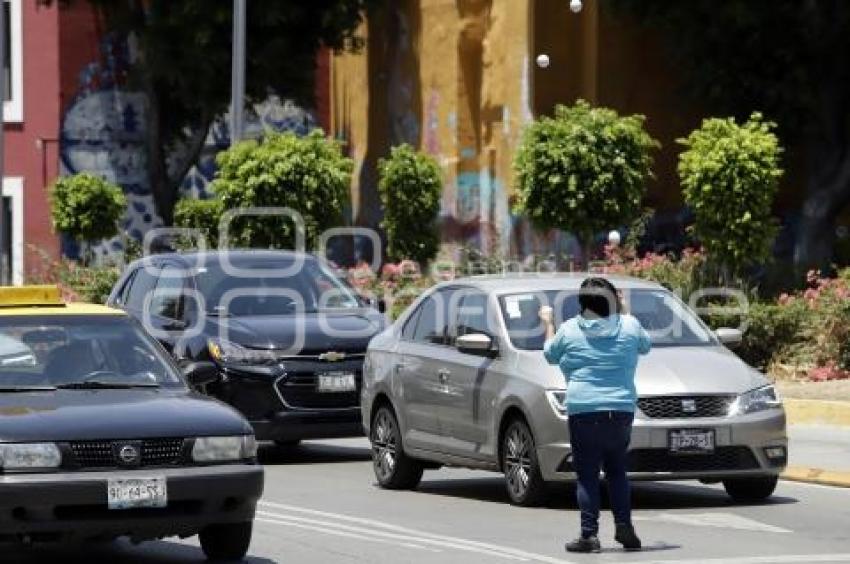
782, 397, 850, 487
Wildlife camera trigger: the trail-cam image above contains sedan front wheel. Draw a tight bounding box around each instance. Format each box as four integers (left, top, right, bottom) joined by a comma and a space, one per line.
370, 406, 423, 490
501, 418, 546, 506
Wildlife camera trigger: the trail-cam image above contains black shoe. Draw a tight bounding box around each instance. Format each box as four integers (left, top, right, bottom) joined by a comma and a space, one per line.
565, 536, 601, 553
614, 523, 641, 551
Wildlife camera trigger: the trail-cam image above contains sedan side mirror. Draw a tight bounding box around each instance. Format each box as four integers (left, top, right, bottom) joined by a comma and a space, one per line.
182, 361, 220, 387
456, 333, 498, 357
715, 327, 743, 348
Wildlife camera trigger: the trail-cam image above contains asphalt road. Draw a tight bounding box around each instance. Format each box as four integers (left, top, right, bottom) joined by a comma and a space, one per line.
4, 438, 850, 564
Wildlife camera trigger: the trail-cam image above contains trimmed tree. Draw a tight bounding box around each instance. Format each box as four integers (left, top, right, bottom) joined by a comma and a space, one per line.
210, 130, 353, 249
174, 198, 225, 248
377, 144, 443, 265
49, 173, 127, 263
678, 113, 783, 280
513, 100, 659, 264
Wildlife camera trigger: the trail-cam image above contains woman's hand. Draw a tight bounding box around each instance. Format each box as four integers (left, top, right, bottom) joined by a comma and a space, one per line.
540, 306, 556, 341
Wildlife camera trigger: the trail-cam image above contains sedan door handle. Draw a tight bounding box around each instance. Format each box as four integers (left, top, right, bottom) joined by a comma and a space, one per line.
437, 368, 451, 383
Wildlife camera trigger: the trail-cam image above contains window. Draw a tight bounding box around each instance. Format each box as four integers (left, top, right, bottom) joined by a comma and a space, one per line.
0, 177, 22, 285
125, 268, 158, 312
454, 290, 492, 339
113, 269, 138, 307
400, 301, 423, 340
2, 0, 22, 122
150, 265, 186, 320
411, 287, 456, 345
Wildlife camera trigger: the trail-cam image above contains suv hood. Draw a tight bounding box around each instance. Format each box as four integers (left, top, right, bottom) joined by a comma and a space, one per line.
518, 345, 767, 396
0, 389, 252, 442
208, 310, 384, 353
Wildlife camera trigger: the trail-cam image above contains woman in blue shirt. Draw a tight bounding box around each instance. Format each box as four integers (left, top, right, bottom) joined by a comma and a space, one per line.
541, 277, 650, 553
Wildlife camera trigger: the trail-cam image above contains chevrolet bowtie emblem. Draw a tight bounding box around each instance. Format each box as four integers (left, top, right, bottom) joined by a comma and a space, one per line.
319, 351, 346, 362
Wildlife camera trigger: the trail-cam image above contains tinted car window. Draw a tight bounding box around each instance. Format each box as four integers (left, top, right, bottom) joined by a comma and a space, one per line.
126, 267, 158, 311
412, 287, 455, 345
151, 265, 186, 320
455, 290, 491, 339
114, 269, 138, 306
401, 301, 423, 340
0, 316, 183, 388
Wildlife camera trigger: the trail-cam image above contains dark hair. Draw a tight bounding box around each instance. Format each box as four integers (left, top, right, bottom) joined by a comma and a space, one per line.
578, 277, 620, 318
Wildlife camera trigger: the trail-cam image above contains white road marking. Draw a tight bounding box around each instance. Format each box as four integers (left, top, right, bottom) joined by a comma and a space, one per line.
256, 517, 441, 553
641, 556, 850, 564
258, 501, 575, 563
633, 512, 792, 533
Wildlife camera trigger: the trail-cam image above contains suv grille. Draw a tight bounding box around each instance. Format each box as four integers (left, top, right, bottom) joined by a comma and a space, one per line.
276, 372, 362, 410
638, 395, 734, 419
69, 438, 186, 468
628, 446, 760, 473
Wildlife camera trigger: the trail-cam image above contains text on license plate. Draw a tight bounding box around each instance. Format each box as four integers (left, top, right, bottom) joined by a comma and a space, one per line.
317, 372, 356, 393
669, 429, 715, 454
107, 477, 168, 510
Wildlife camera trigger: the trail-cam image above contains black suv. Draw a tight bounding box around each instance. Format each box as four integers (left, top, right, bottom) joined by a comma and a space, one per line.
108, 251, 386, 446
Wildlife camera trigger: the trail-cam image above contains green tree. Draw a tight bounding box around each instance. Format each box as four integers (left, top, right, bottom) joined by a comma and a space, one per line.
49, 173, 127, 262
606, 0, 850, 271
678, 113, 783, 279
513, 100, 659, 264
174, 198, 225, 248
378, 144, 443, 264
210, 130, 353, 248
61, 0, 378, 225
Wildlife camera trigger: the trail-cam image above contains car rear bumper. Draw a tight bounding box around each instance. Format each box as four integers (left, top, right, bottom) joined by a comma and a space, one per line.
0, 464, 263, 542
251, 408, 363, 441
537, 408, 787, 482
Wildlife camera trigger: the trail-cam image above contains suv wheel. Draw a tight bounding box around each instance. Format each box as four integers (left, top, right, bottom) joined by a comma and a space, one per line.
501, 418, 546, 506
370, 405, 423, 489
199, 521, 252, 561
723, 476, 778, 502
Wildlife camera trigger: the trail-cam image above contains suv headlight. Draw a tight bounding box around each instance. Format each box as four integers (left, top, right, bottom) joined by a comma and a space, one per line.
0, 443, 61, 470
192, 435, 258, 462
728, 385, 782, 416
208, 338, 275, 365
546, 390, 568, 417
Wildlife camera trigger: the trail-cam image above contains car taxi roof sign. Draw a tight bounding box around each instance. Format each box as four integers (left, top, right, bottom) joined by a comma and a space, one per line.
0, 285, 65, 307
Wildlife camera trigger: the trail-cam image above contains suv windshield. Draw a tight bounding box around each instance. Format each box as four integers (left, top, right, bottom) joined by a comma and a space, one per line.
0, 316, 183, 389
499, 288, 716, 350
194, 259, 361, 317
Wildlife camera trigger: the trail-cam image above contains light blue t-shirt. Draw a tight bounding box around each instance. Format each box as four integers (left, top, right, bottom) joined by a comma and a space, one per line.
543, 313, 651, 415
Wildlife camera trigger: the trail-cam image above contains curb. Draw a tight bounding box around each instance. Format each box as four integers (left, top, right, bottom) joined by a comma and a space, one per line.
782, 466, 850, 488
784, 398, 850, 427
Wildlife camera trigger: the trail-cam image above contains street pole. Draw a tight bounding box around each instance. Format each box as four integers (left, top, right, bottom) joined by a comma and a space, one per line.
0, 1, 7, 285
230, 0, 247, 145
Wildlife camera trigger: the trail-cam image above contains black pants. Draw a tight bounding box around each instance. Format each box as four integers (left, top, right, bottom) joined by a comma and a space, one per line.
568, 411, 634, 537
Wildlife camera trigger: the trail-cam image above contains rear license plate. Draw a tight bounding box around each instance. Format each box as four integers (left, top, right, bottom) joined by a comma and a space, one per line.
107, 477, 168, 510
317, 372, 356, 393
669, 429, 715, 454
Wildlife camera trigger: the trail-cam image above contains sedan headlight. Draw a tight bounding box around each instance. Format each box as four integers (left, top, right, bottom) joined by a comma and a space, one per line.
192, 435, 258, 462
546, 390, 568, 417
728, 385, 782, 416
208, 338, 275, 365
0, 443, 61, 470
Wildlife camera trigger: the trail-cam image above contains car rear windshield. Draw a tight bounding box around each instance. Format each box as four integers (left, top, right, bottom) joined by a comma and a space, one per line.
0, 316, 183, 389
499, 288, 717, 350
194, 258, 361, 316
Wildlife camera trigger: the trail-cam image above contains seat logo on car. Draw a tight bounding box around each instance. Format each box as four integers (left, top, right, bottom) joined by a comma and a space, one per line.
681, 399, 698, 413
319, 351, 346, 362
117, 444, 141, 466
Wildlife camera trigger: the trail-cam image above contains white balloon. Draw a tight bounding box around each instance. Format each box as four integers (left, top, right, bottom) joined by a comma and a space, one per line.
608, 230, 622, 246
570, 0, 583, 13
536, 54, 550, 69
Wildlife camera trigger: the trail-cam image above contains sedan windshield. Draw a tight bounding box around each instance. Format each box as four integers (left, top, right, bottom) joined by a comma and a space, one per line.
0, 316, 183, 389
194, 259, 361, 316
500, 289, 717, 350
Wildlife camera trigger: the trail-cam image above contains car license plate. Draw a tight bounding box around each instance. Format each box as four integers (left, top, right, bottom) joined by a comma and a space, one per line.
317, 372, 356, 393
669, 429, 715, 454
107, 477, 168, 510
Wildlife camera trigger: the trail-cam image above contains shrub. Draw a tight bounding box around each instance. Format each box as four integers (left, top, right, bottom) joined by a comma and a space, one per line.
378, 145, 442, 264
211, 130, 353, 249
513, 99, 659, 263
600, 246, 706, 301
174, 197, 224, 247
49, 173, 126, 244
678, 113, 782, 279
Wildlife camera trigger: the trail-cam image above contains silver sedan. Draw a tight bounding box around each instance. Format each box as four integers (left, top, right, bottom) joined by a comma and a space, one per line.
361, 274, 787, 506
